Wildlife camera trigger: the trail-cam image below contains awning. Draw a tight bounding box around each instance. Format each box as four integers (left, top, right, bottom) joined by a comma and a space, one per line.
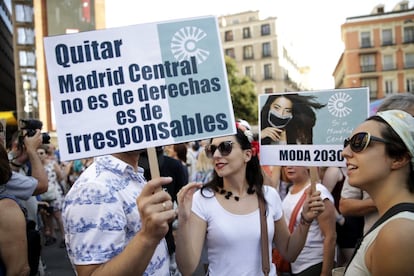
0, 111, 17, 126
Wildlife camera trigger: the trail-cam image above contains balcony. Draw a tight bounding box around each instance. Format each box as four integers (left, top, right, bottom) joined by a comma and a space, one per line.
360, 65, 376, 72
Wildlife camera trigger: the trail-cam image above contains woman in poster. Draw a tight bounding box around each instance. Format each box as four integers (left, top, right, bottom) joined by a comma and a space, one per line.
260, 93, 326, 145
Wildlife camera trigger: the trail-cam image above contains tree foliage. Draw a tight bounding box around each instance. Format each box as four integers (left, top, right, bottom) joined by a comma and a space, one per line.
225, 56, 258, 125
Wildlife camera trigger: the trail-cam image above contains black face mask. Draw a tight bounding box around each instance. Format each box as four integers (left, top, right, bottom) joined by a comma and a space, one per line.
268, 109, 292, 129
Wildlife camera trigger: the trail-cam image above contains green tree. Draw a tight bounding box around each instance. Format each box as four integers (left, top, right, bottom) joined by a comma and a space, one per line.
225, 56, 258, 126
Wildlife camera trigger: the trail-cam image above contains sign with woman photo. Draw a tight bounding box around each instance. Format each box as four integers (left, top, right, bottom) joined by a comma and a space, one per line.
259, 88, 369, 166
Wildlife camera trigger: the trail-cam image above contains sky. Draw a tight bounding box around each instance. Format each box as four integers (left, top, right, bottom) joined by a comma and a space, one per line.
105, 0, 413, 90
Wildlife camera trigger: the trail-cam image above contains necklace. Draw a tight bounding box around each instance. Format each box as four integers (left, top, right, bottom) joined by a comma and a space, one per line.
213, 186, 255, 201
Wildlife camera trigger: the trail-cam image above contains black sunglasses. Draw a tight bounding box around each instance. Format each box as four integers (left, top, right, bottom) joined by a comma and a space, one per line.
205, 141, 234, 158
344, 132, 390, 153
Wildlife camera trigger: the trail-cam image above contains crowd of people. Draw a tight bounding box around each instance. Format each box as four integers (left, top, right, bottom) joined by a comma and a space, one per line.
1, 93, 414, 275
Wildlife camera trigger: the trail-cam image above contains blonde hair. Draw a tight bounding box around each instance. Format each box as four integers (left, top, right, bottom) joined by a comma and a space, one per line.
195, 150, 213, 172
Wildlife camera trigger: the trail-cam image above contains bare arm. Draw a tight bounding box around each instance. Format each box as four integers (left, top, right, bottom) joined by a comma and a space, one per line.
339, 197, 377, 217
24, 130, 48, 195
317, 199, 337, 276
0, 198, 30, 276
274, 189, 325, 261
75, 177, 176, 276
175, 182, 205, 275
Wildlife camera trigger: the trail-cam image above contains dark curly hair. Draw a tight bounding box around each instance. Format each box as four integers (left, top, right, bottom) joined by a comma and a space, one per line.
0, 145, 12, 185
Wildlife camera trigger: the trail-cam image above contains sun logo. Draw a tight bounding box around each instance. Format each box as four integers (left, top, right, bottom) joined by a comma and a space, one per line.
171, 26, 209, 64
328, 92, 352, 118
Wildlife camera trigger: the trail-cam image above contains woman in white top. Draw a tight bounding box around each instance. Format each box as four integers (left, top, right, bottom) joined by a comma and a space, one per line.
282, 166, 337, 275
175, 122, 325, 275
343, 110, 414, 275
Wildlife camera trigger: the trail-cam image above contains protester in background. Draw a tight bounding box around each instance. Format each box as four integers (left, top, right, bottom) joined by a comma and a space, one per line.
63, 150, 176, 275
187, 141, 202, 183
265, 165, 292, 201
260, 94, 325, 145
7, 130, 48, 199
191, 149, 214, 184
320, 166, 363, 267
343, 110, 414, 275
340, 93, 414, 233
37, 145, 66, 247
4, 129, 46, 275
175, 122, 325, 275
166, 143, 190, 182
282, 166, 337, 276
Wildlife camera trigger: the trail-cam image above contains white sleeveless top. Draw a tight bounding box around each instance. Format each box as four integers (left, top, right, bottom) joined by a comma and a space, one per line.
345, 211, 414, 276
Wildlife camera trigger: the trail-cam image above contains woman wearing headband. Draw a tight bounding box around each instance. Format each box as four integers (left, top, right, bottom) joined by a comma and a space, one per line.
175, 122, 325, 275
343, 110, 414, 275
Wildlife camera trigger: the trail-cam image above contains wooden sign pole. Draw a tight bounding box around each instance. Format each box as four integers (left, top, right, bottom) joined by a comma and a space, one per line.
147, 147, 161, 191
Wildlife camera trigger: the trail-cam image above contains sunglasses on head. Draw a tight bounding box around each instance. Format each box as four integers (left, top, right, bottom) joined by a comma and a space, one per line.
344, 132, 390, 153
205, 141, 234, 158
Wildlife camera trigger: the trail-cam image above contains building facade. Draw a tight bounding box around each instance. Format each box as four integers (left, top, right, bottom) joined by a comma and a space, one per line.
0, 0, 15, 113
218, 11, 310, 95
333, 1, 414, 99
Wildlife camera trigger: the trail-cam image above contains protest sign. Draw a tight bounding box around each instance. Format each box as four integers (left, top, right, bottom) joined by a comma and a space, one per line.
259, 88, 369, 167
44, 16, 235, 161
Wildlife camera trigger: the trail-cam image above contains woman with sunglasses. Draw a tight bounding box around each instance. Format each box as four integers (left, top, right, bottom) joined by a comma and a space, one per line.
175, 122, 325, 275
343, 110, 414, 275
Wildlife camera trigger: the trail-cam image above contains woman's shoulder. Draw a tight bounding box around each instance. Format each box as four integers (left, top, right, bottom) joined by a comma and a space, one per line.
315, 183, 334, 201
263, 185, 282, 205
0, 196, 24, 221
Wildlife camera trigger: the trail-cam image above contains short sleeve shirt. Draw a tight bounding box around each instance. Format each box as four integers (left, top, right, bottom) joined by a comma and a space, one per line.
63, 155, 169, 275
192, 185, 282, 275
4, 172, 37, 200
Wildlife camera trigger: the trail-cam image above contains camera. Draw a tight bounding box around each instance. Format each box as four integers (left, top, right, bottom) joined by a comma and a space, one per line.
18, 119, 51, 146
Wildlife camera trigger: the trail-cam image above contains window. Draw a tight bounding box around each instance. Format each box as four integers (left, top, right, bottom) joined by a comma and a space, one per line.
245, 66, 254, 80
17, 27, 35, 45
15, 4, 33, 23
383, 54, 394, 70
19, 50, 36, 67
264, 64, 272, 80
382, 29, 393, 46
360, 31, 372, 48
360, 54, 376, 72
264, 88, 274, 94
243, 45, 254, 60
406, 77, 414, 93
225, 30, 233, 42
262, 42, 271, 57
400, 3, 409, 10
261, 24, 270, 36
405, 53, 414, 68
243, 27, 251, 39
225, 48, 235, 59
384, 80, 394, 95
361, 78, 378, 99
404, 26, 414, 43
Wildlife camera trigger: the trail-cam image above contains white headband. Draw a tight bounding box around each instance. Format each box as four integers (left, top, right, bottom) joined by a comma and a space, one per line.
376, 110, 414, 169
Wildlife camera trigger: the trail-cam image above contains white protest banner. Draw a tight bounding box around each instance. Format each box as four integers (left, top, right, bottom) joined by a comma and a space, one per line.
259, 88, 369, 167
44, 16, 235, 161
